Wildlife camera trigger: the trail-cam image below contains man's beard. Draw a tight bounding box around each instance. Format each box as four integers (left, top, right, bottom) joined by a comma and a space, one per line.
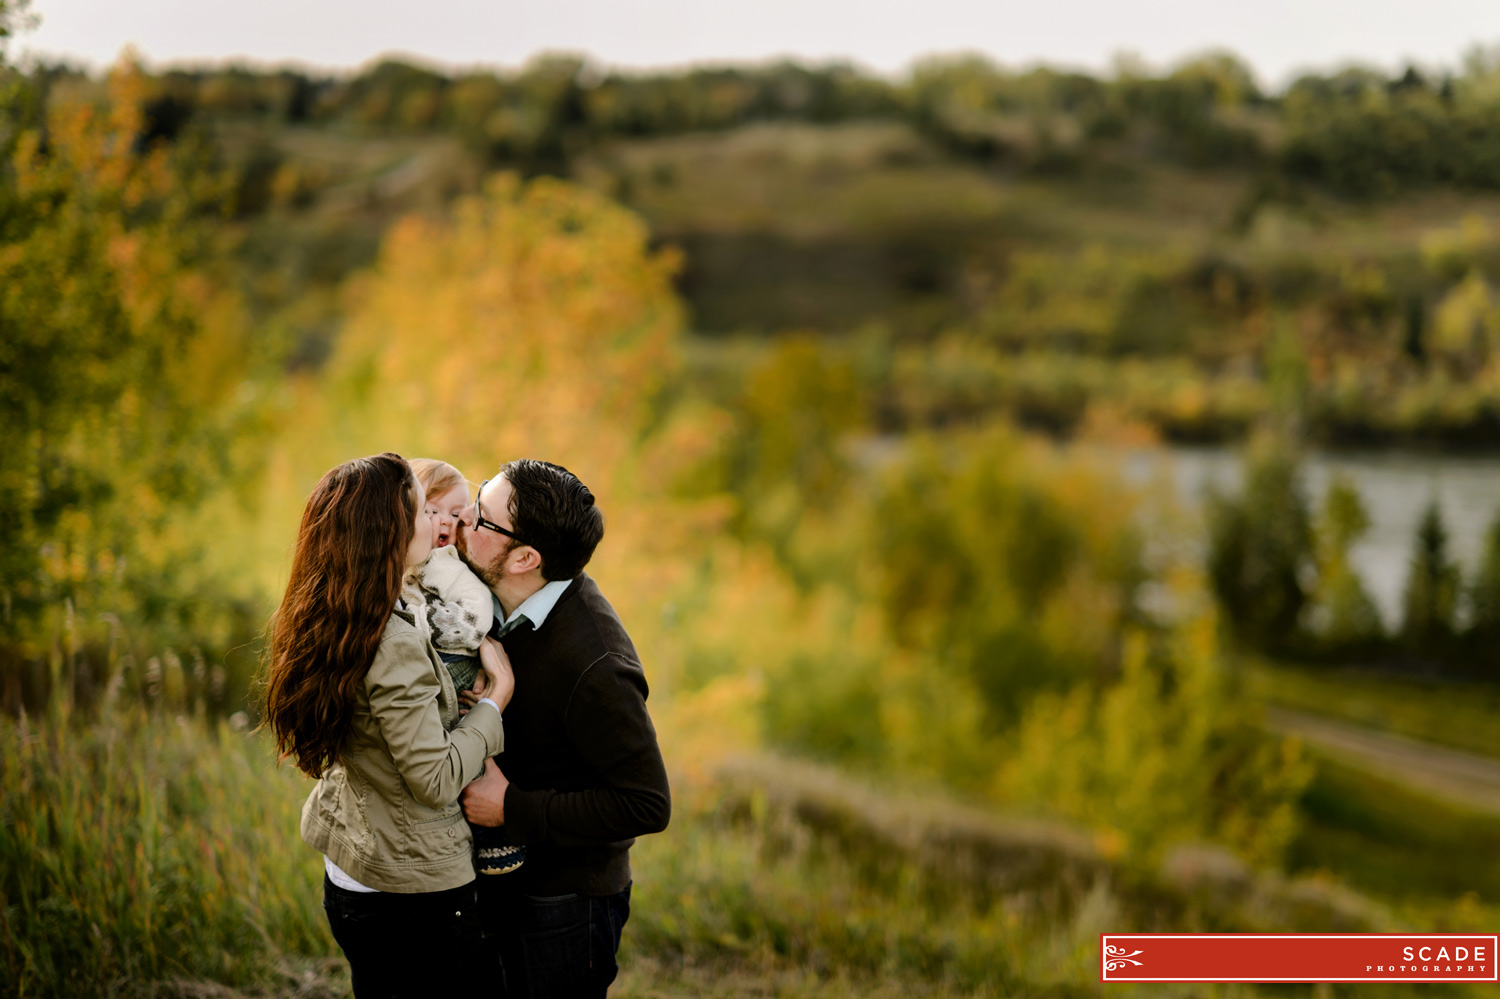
455, 522, 507, 590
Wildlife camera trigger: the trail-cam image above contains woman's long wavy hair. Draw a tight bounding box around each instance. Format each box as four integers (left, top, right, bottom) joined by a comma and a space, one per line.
262, 452, 419, 778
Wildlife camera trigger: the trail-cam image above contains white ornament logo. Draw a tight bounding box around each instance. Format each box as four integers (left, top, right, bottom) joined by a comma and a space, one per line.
1105, 944, 1145, 970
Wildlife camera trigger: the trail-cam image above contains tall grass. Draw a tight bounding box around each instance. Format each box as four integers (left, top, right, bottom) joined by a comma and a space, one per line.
5, 707, 1080, 998
5, 704, 1497, 998
4, 706, 1073, 998
0, 704, 334, 996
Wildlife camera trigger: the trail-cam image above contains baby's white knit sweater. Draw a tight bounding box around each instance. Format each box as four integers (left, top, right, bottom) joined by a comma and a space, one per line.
411, 545, 493, 655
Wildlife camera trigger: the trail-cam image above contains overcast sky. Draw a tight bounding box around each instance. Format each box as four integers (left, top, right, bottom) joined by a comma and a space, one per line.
17, 0, 1500, 88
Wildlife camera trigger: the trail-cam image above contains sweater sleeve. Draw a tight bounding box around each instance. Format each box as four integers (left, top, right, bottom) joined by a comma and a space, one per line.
365, 629, 504, 810
503, 652, 671, 847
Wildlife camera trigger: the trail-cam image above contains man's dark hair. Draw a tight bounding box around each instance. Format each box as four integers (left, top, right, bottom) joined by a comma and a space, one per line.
502, 459, 605, 581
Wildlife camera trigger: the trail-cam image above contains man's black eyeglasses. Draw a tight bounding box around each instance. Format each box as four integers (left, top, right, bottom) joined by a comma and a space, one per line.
473, 478, 534, 548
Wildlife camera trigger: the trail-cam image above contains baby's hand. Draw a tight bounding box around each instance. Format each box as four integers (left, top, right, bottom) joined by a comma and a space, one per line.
459, 675, 483, 715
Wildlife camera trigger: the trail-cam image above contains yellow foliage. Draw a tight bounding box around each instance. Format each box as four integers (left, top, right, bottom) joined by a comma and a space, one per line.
1433, 269, 1500, 364
1421, 213, 1494, 278
259, 170, 693, 557
1003, 611, 1313, 865
325, 173, 680, 476
0, 52, 258, 663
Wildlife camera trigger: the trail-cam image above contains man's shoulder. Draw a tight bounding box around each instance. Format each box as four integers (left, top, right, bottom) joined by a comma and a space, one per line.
563, 573, 613, 616
546, 574, 639, 662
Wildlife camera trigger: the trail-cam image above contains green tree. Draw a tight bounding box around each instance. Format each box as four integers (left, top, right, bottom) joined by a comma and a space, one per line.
1205, 437, 1314, 651
869, 429, 1142, 728
1401, 501, 1460, 651
1468, 509, 1500, 651
1309, 475, 1383, 647
717, 336, 862, 561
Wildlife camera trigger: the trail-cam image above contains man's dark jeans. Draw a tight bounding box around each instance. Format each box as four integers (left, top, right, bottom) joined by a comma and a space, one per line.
479, 881, 632, 998
323, 875, 493, 997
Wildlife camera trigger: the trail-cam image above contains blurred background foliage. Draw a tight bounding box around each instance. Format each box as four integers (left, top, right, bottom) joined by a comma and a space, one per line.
9, 7, 1500, 994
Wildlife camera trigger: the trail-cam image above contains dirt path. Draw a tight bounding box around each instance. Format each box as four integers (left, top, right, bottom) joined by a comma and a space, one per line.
1267, 706, 1500, 816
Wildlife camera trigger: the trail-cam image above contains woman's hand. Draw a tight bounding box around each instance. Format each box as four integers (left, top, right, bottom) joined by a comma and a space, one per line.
471, 636, 515, 712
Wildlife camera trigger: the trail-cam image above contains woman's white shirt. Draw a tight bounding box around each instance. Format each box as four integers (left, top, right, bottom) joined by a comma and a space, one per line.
325, 855, 379, 893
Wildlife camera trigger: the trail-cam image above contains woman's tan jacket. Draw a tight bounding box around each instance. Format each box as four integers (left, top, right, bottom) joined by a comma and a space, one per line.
300, 605, 503, 893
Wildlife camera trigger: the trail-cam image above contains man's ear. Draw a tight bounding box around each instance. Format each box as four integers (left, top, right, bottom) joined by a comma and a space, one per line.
514, 546, 543, 574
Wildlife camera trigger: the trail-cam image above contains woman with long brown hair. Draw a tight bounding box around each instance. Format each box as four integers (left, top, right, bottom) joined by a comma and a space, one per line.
262, 452, 511, 997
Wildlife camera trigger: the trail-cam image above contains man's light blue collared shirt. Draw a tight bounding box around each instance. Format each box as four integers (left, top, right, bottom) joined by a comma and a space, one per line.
492, 578, 573, 637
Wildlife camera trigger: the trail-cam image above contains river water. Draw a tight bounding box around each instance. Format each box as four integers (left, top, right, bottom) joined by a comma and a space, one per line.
1115, 446, 1500, 628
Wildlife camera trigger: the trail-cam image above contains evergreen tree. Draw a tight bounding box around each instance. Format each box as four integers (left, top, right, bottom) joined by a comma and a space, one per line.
1466, 508, 1500, 652
1205, 436, 1314, 651
1401, 501, 1460, 651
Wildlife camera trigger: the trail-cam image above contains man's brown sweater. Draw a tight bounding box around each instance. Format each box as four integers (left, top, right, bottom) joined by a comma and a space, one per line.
494, 573, 670, 897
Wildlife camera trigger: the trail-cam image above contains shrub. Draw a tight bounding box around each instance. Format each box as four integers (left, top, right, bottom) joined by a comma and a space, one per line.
868, 428, 1143, 729
1005, 615, 1314, 866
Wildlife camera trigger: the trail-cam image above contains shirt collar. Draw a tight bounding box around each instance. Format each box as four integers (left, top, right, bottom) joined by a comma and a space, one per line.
494, 578, 573, 633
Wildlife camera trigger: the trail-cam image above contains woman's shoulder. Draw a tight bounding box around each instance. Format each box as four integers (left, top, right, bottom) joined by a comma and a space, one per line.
364, 613, 440, 701
384, 603, 422, 637
374, 608, 431, 664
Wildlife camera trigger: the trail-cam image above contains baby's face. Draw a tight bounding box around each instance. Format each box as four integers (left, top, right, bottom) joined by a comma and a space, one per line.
427, 483, 471, 548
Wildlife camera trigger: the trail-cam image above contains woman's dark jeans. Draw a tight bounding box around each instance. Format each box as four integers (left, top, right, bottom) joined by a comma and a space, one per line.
323, 875, 493, 997
480, 881, 632, 998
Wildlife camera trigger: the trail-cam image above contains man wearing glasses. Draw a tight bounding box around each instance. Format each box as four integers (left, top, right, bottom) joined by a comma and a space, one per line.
454, 459, 670, 998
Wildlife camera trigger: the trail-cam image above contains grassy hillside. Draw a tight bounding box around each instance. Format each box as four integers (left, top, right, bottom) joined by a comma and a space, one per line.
584, 119, 1500, 333
1290, 753, 1500, 902
18, 709, 1493, 999
178, 106, 1500, 447
1248, 661, 1500, 758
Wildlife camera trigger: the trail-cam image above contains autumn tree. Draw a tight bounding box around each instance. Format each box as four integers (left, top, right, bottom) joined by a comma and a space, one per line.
0, 53, 260, 706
